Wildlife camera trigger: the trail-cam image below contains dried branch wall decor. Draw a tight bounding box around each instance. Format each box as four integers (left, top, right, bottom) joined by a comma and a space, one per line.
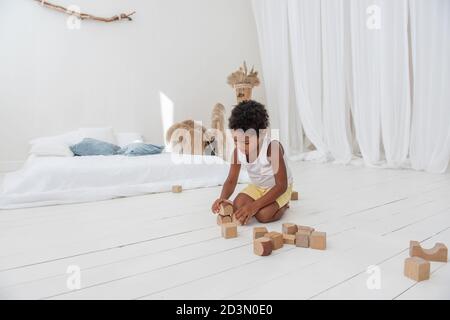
33, 0, 136, 22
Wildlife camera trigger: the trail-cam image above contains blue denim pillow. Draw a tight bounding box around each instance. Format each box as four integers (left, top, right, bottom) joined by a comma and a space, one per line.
70, 138, 121, 156
120, 143, 164, 156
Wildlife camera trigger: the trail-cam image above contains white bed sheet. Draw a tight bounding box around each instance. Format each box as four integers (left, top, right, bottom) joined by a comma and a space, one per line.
0, 153, 248, 209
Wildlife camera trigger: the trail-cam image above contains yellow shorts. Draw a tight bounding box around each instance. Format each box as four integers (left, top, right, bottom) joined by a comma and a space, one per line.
240, 184, 293, 208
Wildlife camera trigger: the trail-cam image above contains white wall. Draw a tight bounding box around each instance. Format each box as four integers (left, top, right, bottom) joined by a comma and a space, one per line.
0, 0, 265, 170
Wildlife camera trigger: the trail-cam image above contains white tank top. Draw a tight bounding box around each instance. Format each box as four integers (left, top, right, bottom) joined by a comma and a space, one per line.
237, 135, 293, 189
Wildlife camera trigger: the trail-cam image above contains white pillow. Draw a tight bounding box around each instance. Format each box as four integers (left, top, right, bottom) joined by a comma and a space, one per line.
29, 130, 83, 146
30, 141, 74, 157
79, 127, 116, 144
115, 132, 144, 148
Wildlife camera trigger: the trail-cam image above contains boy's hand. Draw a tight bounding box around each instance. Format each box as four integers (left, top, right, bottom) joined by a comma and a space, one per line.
211, 198, 232, 214
234, 203, 258, 225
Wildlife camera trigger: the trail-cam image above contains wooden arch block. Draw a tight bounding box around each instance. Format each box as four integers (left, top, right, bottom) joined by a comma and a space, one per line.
409, 241, 448, 262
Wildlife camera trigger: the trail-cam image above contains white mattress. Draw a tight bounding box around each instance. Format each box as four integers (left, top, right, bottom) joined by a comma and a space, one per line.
0, 153, 248, 209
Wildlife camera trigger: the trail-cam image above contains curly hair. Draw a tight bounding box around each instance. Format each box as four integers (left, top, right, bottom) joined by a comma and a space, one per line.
228, 100, 269, 133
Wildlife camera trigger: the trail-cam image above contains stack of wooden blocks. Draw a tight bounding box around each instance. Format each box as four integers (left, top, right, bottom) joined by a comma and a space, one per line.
216, 189, 299, 244
404, 240, 448, 282
253, 222, 327, 256
217, 202, 238, 239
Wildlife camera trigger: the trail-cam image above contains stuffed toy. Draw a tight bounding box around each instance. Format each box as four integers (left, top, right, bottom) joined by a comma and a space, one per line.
166, 103, 226, 157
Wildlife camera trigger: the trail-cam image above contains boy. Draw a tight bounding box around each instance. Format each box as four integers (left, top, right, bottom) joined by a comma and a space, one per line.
211, 100, 293, 225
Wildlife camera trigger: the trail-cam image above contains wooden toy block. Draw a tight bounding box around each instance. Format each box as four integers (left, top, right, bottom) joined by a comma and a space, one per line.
264, 232, 284, 250
171, 185, 182, 193
253, 227, 268, 240
282, 223, 298, 235
295, 229, 312, 248
219, 202, 234, 216
283, 234, 296, 245
217, 215, 232, 226
297, 225, 315, 233
291, 191, 299, 201
221, 222, 238, 239
254, 237, 273, 256
409, 241, 448, 262
310, 231, 326, 250
404, 257, 430, 282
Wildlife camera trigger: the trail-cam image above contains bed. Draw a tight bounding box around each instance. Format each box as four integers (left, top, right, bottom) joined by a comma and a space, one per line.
0, 152, 248, 209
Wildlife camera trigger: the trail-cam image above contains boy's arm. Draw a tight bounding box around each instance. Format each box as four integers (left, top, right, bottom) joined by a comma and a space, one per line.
219, 148, 241, 200
249, 141, 288, 211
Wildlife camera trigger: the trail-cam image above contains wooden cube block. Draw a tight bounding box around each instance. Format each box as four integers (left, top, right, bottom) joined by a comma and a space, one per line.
404, 257, 430, 282
217, 215, 232, 226
295, 229, 311, 248
264, 232, 284, 250
282, 223, 298, 235
219, 202, 234, 216
409, 241, 448, 262
254, 237, 273, 256
310, 231, 326, 250
253, 227, 268, 240
291, 191, 299, 200
283, 234, 296, 245
221, 222, 238, 239
171, 185, 182, 193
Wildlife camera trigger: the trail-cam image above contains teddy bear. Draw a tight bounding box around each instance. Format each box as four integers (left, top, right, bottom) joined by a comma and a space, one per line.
165, 103, 226, 157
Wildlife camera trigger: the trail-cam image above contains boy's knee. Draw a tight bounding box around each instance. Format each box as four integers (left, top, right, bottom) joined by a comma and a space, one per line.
255, 210, 274, 223
233, 194, 252, 210
233, 197, 245, 210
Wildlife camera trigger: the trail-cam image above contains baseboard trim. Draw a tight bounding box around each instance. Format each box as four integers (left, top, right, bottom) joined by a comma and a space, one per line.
0, 161, 24, 173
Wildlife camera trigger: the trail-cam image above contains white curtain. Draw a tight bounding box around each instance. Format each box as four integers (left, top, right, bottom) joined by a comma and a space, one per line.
251, 0, 292, 156
350, 0, 411, 166
287, 0, 327, 161
252, 0, 450, 173
409, 0, 450, 173
321, 0, 353, 164
287, 0, 352, 163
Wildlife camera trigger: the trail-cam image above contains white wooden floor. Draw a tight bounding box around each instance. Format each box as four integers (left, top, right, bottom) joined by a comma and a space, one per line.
0, 162, 449, 300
